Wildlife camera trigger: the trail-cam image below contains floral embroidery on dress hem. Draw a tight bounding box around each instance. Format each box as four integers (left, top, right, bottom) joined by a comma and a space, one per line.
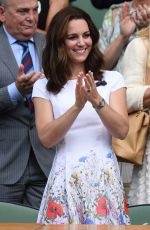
46, 199, 63, 220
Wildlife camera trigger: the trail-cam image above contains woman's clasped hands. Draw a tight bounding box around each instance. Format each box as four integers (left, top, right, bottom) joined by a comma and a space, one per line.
75, 71, 101, 110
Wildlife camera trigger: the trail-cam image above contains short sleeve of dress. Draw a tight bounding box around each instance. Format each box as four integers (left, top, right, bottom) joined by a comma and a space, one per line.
32, 78, 49, 100
104, 70, 126, 92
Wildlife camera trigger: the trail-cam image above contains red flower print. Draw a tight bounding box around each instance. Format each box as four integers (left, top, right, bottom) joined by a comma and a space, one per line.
46, 200, 63, 219
124, 197, 128, 214
96, 197, 109, 216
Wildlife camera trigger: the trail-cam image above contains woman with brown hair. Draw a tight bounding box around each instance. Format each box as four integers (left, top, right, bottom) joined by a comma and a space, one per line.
32, 6, 129, 224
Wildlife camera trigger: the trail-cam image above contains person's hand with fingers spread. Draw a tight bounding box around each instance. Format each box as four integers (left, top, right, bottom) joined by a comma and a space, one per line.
75, 72, 87, 111
15, 64, 44, 96
119, 2, 136, 40
100, 1, 137, 71
82, 71, 102, 109
133, 4, 150, 29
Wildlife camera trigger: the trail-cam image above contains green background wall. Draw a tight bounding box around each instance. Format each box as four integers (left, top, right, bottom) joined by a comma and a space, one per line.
71, 0, 106, 29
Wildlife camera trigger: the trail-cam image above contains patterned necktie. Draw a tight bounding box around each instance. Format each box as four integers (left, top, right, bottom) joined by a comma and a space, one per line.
17, 41, 34, 112
18, 41, 34, 73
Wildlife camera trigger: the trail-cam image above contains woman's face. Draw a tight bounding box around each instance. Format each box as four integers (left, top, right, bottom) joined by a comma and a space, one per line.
64, 19, 92, 65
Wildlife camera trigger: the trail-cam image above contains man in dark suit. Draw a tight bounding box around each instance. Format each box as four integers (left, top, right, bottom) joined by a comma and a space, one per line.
0, 0, 55, 209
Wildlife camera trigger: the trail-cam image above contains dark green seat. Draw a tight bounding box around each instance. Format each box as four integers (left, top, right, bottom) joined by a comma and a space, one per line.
0, 202, 38, 223
128, 204, 150, 225
71, 0, 106, 28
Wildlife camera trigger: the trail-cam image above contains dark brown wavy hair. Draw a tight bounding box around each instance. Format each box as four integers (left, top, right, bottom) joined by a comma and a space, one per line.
42, 6, 104, 93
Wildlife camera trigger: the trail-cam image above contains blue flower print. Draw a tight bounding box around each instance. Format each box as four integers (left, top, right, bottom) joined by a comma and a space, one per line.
106, 152, 113, 159
53, 196, 60, 202
79, 156, 87, 162
119, 213, 126, 225
84, 218, 94, 224
94, 182, 100, 187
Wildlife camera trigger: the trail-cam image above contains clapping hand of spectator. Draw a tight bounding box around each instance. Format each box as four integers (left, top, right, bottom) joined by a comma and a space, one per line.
132, 4, 150, 29
16, 65, 44, 95
119, 2, 136, 40
75, 72, 87, 111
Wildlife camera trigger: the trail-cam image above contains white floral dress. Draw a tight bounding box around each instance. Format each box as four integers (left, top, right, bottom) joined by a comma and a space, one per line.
32, 71, 130, 224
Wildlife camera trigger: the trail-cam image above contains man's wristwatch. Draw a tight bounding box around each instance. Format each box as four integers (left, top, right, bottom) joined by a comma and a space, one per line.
93, 98, 105, 110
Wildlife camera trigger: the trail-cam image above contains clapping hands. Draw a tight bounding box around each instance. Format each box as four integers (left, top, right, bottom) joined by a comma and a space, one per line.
119, 2, 150, 38
119, 2, 136, 39
15, 64, 44, 95
75, 71, 101, 110
132, 4, 150, 29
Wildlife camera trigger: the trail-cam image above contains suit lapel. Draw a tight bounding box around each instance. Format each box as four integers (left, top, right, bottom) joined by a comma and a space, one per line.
0, 27, 45, 78
0, 27, 19, 80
